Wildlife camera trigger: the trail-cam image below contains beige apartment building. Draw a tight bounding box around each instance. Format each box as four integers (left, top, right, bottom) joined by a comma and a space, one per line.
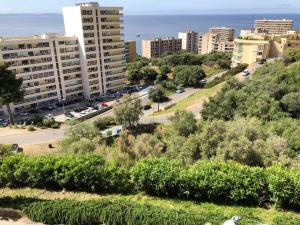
0, 2, 126, 114
125, 40, 137, 62
198, 27, 235, 54
178, 31, 198, 53
255, 19, 294, 35
231, 33, 300, 67
142, 37, 182, 58
63, 2, 126, 99
0, 33, 84, 113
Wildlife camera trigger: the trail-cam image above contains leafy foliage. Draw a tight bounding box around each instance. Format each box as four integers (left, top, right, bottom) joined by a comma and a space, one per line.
149, 85, 167, 103
0, 154, 131, 193
170, 110, 197, 137
173, 65, 206, 87
113, 94, 143, 128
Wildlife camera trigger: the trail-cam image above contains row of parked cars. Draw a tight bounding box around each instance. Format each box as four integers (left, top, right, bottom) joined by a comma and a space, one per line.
66, 102, 109, 119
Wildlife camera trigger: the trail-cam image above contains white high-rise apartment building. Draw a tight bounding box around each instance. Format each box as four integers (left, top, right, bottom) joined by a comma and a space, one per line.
255, 19, 294, 35
178, 31, 198, 53
63, 2, 126, 99
0, 33, 84, 113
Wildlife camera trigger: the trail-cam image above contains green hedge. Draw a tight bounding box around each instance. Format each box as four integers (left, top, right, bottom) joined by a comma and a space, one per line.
204, 64, 248, 88
273, 215, 300, 225
1, 155, 299, 210
0, 154, 131, 193
23, 199, 228, 225
131, 158, 299, 209
267, 165, 300, 209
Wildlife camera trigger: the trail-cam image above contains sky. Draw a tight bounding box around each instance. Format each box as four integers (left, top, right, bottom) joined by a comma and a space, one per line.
0, 0, 300, 15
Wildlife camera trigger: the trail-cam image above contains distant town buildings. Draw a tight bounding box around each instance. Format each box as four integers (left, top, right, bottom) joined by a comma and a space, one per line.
178, 31, 198, 53
142, 37, 182, 58
198, 27, 235, 54
125, 40, 137, 62
255, 19, 294, 35
0, 2, 125, 114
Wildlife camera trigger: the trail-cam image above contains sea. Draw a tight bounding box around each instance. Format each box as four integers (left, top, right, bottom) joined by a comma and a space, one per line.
0, 14, 300, 53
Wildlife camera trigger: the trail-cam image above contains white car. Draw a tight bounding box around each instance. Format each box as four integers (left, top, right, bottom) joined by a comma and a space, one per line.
242, 69, 250, 76
19, 111, 29, 116
45, 114, 54, 119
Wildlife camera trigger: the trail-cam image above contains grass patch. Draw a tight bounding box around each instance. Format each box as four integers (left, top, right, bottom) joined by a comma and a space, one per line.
0, 187, 299, 225
202, 65, 225, 77
154, 82, 225, 116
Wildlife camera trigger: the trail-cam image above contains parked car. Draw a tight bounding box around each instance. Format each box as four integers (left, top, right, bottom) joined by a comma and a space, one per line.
242, 69, 250, 76
143, 105, 151, 110
101, 103, 108, 108
93, 105, 99, 110
19, 111, 29, 116
200, 79, 208, 84
45, 114, 54, 119
11, 144, 23, 153
258, 59, 266, 65
176, 88, 185, 94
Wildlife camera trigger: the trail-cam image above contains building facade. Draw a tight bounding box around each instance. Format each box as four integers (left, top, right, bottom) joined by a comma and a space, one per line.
125, 40, 137, 62
178, 31, 198, 53
142, 37, 182, 58
63, 2, 126, 99
198, 27, 235, 55
255, 19, 294, 35
0, 2, 126, 114
231, 33, 300, 67
0, 33, 84, 113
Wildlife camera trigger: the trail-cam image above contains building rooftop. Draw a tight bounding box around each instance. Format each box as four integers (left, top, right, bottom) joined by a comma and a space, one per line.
0, 33, 76, 42
76, 2, 99, 7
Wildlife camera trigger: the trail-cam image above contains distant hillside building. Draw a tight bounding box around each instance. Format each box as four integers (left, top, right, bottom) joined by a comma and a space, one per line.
178, 31, 199, 53
231, 32, 300, 67
255, 19, 294, 35
125, 40, 137, 62
142, 37, 182, 58
198, 27, 235, 54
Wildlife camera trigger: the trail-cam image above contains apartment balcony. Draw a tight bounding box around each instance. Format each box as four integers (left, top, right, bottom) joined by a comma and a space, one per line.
102, 33, 124, 39
103, 47, 125, 52
105, 65, 125, 71
102, 40, 123, 46
101, 20, 124, 25
104, 59, 125, 66
106, 77, 125, 84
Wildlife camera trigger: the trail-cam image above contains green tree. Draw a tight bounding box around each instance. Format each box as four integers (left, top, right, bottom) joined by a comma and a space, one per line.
142, 67, 158, 81
0, 62, 24, 124
59, 122, 101, 153
113, 94, 143, 128
148, 85, 167, 103
159, 65, 171, 75
281, 92, 300, 118
170, 110, 197, 137
173, 65, 205, 87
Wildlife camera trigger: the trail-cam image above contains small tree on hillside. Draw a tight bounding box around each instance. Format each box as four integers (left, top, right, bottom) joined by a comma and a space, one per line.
114, 94, 144, 128
0, 62, 24, 124
170, 110, 197, 137
149, 85, 167, 103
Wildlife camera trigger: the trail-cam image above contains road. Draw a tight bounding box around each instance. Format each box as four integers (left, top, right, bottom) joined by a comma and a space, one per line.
0, 64, 262, 145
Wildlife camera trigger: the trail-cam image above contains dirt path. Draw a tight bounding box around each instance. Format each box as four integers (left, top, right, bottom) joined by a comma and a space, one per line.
0, 208, 44, 225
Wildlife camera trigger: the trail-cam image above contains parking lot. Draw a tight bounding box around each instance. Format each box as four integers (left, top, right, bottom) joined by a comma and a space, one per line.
0, 85, 146, 126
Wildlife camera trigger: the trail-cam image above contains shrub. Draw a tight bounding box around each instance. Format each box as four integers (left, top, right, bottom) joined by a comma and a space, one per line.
204, 64, 248, 88
0, 154, 132, 193
93, 116, 115, 131
50, 122, 60, 129
179, 161, 268, 205
27, 125, 36, 131
267, 165, 300, 209
132, 159, 268, 205
131, 158, 183, 196
273, 215, 300, 225
0, 144, 13, 161
23, 199, 228, 225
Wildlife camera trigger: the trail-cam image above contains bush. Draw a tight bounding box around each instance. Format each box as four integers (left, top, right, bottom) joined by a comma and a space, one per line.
23, 199, 228, 225
273, 215, 300, 225
93, 116, 115, 131
131, 158, 183, 196
132, 159, 268, 205
204, 64, 248, 88
0, 154, 131, 193
179, 161, 268, 205
267, 165, 300, 209
27, 125, 36, 131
